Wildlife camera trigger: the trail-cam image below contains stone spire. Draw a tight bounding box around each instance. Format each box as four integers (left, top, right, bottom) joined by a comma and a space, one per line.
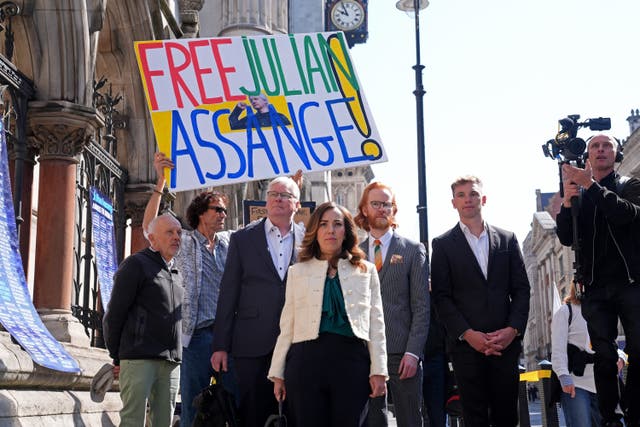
627, 108, 640, 135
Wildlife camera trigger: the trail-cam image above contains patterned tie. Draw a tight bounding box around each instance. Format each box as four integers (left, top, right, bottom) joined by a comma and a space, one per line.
374, 239, 383, 272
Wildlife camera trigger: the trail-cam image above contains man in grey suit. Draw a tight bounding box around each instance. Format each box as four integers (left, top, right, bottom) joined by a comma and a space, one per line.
355, 181, 429, 427
211, 176, 305, 427
431, 175, 530, 427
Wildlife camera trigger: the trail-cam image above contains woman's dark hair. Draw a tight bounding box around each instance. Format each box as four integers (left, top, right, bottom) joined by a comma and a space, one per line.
186, 191, 228, 229
298, 201, 366, 270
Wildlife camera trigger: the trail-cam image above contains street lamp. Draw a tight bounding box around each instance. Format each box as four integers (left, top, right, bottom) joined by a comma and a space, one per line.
396, 0, 430, 255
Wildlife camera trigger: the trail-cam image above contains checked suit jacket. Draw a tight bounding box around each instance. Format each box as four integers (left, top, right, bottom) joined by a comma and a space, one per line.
212, 217, 305, 358
430, 223, 530, 353
360, 231, 430, 358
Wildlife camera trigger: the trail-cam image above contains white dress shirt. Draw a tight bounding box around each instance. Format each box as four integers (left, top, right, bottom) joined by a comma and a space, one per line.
265, 218, 294, 280
459, 221, 489, 279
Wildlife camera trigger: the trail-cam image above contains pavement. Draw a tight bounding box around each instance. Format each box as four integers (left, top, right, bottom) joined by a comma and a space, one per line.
385, 399, 567, 426
528, 399, 566, 427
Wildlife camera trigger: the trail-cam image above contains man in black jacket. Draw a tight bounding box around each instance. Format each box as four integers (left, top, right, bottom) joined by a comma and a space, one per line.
431, 175, 530, 427
211, 176, 304, 427
557, 134, 640, 427
104, 214, 184, 427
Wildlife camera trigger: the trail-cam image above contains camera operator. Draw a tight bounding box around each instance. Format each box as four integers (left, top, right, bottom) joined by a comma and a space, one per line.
556, 134, 640, 427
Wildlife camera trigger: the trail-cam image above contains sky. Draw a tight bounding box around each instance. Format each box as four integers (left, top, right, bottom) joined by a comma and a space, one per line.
349, 0, 640, 248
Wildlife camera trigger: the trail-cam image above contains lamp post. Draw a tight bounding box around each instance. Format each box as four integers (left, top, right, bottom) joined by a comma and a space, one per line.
396, 0, 430, 255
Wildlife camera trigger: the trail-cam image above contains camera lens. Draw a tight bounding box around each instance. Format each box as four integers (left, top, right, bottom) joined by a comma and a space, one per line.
562, 138, 586, 161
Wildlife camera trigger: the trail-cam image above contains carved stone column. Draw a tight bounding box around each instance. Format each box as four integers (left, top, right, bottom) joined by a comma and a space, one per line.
219, 0, 288, 36
27, 101, 102, 345
179, 0, 204, 38
124, 184, 154, 254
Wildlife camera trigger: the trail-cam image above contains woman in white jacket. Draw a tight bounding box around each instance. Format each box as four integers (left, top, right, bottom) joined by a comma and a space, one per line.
268, 201, 388, 426
551, 284, 601, 427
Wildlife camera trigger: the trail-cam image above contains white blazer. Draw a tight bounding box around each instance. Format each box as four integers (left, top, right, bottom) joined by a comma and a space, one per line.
268, 257, 388, 380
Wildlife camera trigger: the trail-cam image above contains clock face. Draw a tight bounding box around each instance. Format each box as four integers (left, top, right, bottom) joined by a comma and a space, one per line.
330, 0, 365, 31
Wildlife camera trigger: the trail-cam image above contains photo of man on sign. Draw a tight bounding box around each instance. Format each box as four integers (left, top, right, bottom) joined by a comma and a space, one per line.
229, 94, 292, 130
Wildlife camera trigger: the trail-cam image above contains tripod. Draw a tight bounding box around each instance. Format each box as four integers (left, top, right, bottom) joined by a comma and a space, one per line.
557, 160, 585, 299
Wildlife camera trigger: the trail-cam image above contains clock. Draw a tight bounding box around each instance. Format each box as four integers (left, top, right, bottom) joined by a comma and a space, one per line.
330, 0, 365, 31
325, 0, 369, 48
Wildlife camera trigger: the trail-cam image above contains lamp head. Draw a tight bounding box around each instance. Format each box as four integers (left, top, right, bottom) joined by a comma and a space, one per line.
396, 0, 429, 12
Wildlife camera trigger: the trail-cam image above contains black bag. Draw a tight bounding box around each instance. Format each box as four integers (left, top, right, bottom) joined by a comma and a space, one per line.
191, 374, 238, 427
567, 343, 594, 376
565, 303, 594, 377
264, 400, 287, 427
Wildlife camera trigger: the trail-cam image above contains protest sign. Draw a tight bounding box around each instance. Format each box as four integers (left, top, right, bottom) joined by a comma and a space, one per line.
135, 31, 386, 191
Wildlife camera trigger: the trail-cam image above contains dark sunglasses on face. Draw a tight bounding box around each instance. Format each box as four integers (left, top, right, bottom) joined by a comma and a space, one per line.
208, 206, 228, 214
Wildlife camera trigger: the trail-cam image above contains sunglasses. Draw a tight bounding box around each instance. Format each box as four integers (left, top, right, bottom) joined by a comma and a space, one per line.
208, 206, 228, 214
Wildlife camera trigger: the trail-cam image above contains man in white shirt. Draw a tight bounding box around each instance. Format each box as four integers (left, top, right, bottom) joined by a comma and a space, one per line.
430, 175, 530, 427
211, 176, 304, 427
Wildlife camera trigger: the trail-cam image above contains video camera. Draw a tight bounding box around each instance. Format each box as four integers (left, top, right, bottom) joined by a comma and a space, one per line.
542, 115, 611, 164
542, 114, 611, 300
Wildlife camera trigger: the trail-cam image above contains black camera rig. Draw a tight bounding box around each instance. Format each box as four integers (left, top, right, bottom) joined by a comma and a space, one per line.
542, 115, 611, 165
542, 114, 611, 299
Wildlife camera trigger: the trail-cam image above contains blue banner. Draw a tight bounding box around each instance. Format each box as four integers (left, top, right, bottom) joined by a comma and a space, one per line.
0, 122, 80, 373
89, 187, 117, 309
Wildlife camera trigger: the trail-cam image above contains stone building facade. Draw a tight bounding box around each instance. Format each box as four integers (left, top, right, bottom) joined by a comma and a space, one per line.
0, 1, 375, 424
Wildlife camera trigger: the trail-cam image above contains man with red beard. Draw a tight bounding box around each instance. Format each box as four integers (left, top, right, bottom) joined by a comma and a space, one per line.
355, 182, 430, 427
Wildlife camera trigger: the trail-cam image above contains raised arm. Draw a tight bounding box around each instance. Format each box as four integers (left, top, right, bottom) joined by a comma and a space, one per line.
142, 152, 174, 233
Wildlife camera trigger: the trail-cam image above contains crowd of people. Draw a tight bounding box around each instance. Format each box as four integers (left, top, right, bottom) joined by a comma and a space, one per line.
102, 132, 639, 427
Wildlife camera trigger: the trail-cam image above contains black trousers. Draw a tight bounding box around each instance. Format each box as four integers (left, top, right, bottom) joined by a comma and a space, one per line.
284, 333, 371, 427
234, 354, 279, 427
449, 340, 520, 427
582, 283, 640, 425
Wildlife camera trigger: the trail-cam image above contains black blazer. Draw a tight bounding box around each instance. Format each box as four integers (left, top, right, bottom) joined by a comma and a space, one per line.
430, 224, 530, 352
212, 218, 304, 358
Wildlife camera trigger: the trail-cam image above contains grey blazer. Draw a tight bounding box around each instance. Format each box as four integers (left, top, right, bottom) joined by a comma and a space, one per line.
360, 231, 430, 358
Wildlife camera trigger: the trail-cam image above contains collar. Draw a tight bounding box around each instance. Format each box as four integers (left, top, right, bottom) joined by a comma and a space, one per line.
459, 221, 488, 238
369, 228, 393, 247
265, 217, 293, 236
598, 170, 617, 186
194, 228, 218, 245
148, 246, 174, 269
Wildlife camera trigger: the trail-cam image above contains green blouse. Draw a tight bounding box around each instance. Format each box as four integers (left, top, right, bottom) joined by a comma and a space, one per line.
318, 272, 355, 337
